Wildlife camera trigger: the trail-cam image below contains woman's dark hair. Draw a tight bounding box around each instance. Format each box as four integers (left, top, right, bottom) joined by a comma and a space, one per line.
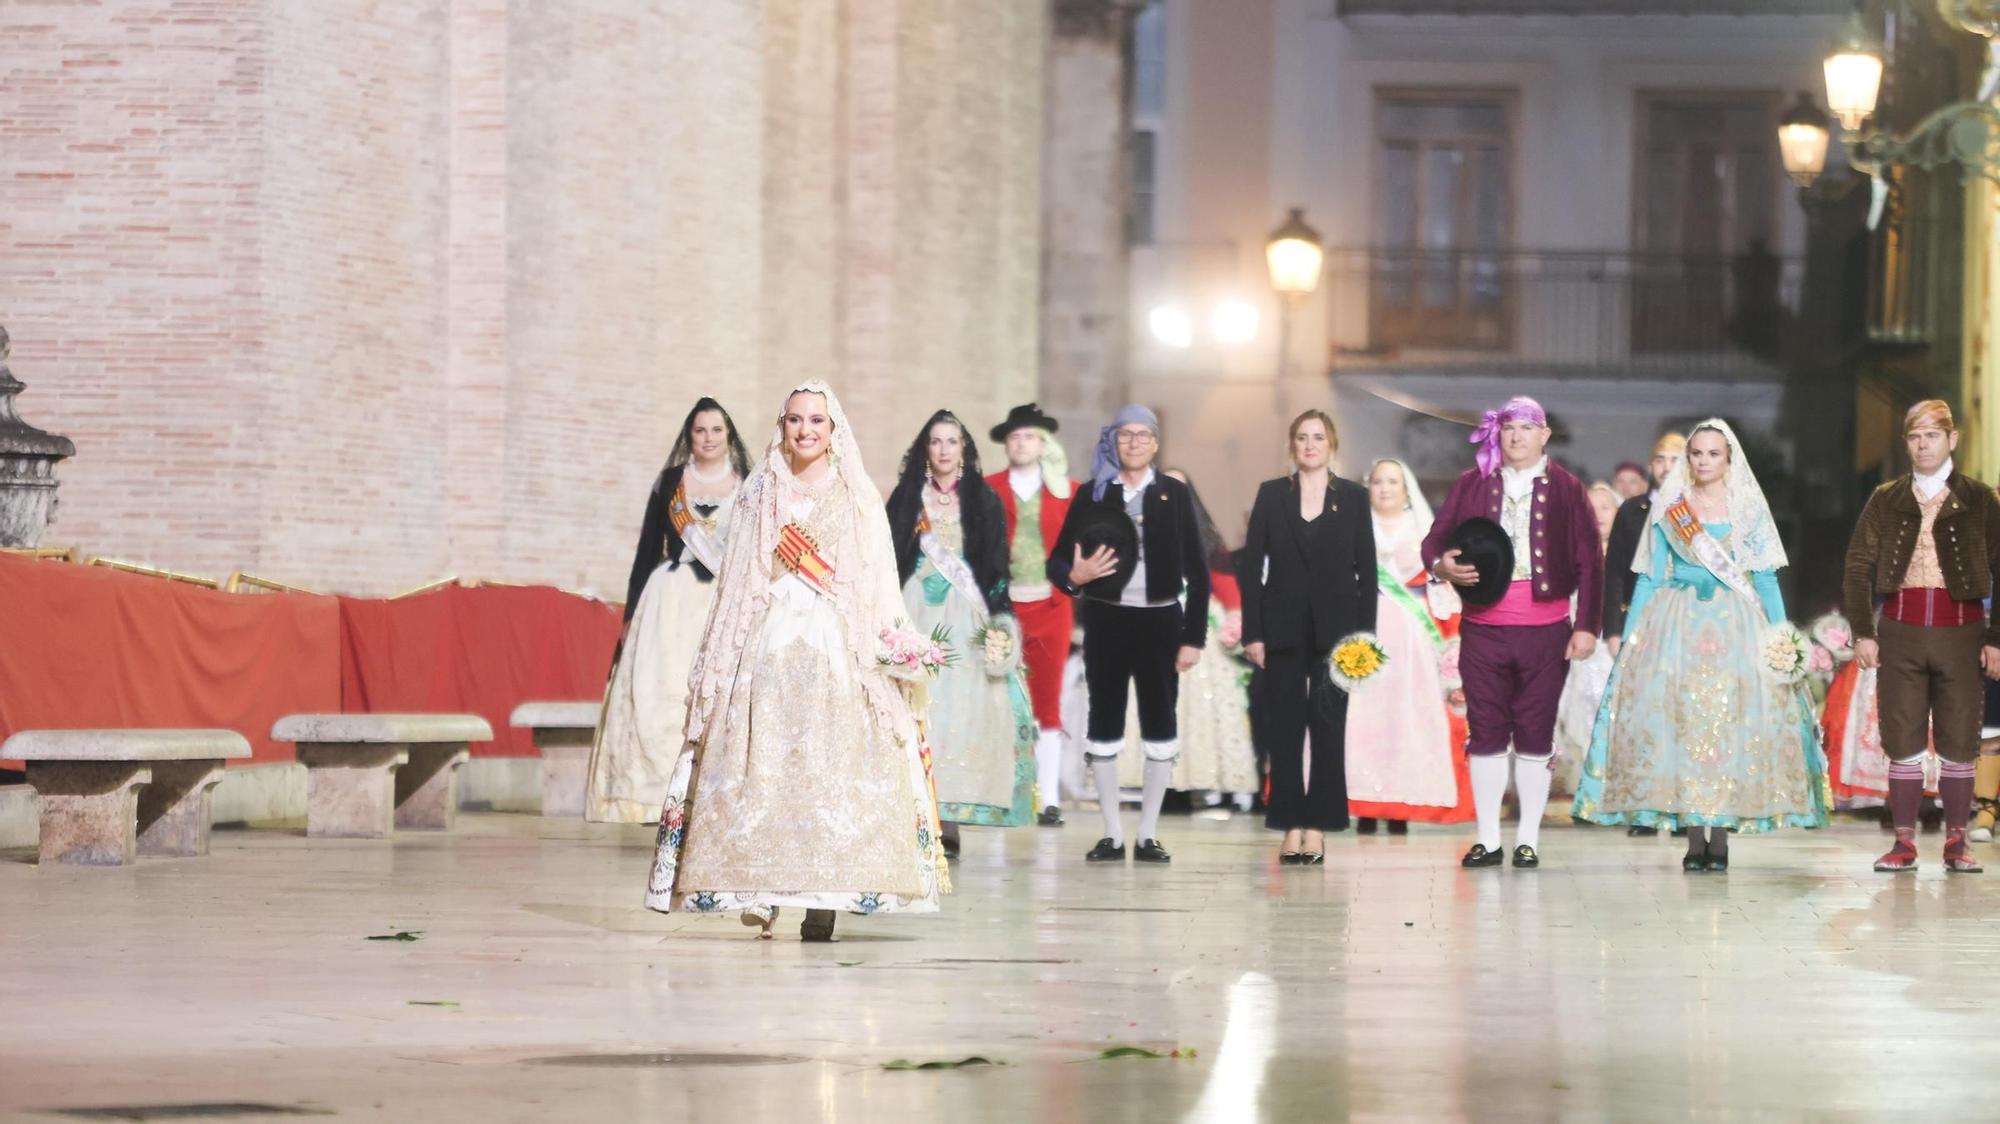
1166, 467, 1232, 572
667, 397, 753, 479
885, 411, 1007, 607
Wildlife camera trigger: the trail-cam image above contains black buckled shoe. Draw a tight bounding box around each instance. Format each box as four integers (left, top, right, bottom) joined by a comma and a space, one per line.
1038, 805, 1064, 827
1085, 838, 1125, 863
1461, 843, 1503, 868
1512, 845, 1540, 869
1134, 838, 1172, 864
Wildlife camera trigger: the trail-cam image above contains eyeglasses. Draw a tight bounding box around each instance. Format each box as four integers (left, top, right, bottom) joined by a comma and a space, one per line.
1115, 431, 1156, 446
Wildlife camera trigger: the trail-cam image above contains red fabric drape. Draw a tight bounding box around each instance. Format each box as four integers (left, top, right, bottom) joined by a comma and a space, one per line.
337, 585, 619, 758
0, 553, 340, 766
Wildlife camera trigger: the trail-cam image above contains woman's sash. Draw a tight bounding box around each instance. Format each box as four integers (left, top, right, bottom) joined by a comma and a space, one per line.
1379, 562, 1444, 646
1660, 498, 1759, 610
667, 477, 724, 572
916, 511, 986, 616
776, 523, 836, 594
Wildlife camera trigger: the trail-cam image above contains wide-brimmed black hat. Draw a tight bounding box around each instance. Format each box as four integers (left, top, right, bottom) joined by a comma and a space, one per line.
991, 402, 1060, 442
1070, 504, 1139, 596
1443, 516, 1515, 607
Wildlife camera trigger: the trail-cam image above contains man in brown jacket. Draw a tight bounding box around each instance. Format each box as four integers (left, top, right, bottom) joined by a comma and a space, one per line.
1844, 400, 2000, 873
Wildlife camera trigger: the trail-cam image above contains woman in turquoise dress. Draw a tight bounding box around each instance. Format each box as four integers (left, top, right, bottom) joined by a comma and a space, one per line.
1572, 419, 1829, 870
886, 410, 1036, 856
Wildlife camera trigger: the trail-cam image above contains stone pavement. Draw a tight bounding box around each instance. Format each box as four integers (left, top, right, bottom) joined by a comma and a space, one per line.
4, 812, 1999, 1121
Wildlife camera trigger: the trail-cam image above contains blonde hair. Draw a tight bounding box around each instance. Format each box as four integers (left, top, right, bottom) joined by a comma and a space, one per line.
1653, 432, 1687, 457
1905, 399, 1957, 435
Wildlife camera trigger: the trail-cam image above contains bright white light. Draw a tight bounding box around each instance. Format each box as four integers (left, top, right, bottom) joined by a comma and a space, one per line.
1148, 305, 1193, 349
1211, 300, 1259, 346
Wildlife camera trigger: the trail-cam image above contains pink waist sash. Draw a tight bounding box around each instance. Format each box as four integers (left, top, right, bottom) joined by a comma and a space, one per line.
1467, 580, 1570, 627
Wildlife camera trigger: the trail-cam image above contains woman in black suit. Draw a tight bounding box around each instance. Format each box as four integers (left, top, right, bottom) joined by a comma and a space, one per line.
1238, 409, 1377, 863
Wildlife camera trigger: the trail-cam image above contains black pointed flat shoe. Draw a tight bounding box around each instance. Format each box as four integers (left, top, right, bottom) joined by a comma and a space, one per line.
1512, 845, 1540, 869
1682, 852, 1707, 872
1279, 851, 1303, 865
1703, 852, 1728, 873
1134, 838, 1172, 864
1085, 838, 1125, 862
1461, 844, 1503, 868
1299, 851, 1324, 865
1037, 805, 1064, 827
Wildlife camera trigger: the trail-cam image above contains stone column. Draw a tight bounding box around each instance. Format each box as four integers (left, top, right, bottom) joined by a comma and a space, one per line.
1041, 0, 1142, 443
0, 327, 77, 548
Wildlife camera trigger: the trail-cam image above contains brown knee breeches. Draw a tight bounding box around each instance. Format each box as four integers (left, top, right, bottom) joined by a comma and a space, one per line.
1877, 617, 1987, 764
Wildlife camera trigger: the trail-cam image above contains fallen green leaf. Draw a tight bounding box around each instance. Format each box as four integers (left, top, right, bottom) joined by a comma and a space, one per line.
365, 930, 424, 942
407, 1000, 459, 1007
881, 1057, 1000, 1070
1098, 1045, 1197, 1060
837, 961, 864, 967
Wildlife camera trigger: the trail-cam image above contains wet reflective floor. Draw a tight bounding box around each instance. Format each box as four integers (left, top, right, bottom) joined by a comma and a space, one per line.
4, 811, 2000, 1121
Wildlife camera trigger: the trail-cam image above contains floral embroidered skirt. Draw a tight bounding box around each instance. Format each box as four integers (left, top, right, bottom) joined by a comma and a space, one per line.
1573, 583, 1829, 832
645, 576, 945, 915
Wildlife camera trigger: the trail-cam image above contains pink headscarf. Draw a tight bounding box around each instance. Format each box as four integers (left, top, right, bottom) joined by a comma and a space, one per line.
1468, 396, 1547, 477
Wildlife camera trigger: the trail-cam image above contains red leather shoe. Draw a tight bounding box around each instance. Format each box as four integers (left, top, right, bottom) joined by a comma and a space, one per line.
1944, 830, 1984, 874
1873, 839, 1919, 873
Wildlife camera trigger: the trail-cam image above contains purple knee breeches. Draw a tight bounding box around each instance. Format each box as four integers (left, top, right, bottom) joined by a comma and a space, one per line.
1459, 618, 1571, 758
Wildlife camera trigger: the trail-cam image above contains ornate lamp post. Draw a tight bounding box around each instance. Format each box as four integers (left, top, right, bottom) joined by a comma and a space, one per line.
1265, 207, 1324, 383
0, 325, 77, 547
1786, 7, 2000, 191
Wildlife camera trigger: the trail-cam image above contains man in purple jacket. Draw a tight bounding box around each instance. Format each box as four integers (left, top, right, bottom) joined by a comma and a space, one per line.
1421, 396, 1604, 869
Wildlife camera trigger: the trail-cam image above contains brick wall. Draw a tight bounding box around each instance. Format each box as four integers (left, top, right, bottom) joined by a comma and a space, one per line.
0, 0, 1044, 596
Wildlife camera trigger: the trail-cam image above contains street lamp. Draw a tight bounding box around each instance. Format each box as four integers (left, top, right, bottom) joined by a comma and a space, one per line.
1822, 12, 1883, 133
1265, 208, 1325, 298
1778, 91, 1833, 187
1265, 208, 1323, 384
1786, 8, 2000, 191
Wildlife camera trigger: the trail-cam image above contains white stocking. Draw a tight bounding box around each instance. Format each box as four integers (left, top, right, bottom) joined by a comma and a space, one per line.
1468, 753, 1509, 852
1091, 755, 1124, 845
1514, 754, 1553, 850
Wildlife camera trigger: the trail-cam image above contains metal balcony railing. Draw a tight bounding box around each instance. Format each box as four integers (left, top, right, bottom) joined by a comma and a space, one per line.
1323, 247, 1804, 380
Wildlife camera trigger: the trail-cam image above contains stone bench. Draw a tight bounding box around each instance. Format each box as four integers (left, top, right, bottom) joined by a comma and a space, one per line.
271, 714, 493, 839
3, 729, 251, 865
508, 701, 601, 818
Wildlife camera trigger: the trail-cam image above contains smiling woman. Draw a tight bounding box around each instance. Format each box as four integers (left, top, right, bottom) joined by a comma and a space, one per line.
644, 381, 949, 943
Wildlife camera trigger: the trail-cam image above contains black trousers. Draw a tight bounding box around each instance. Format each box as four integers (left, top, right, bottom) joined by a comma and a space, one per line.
1261, 618, 1349, 832
1081, 600, 1182, 748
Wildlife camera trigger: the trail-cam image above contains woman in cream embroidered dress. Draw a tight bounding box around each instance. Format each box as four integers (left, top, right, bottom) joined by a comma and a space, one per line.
886, 411, 1035, 845
1572, 420, 1829, 870
587, 398, 749, 823
1345, 458, 1471, 830
645, 382, 946, 941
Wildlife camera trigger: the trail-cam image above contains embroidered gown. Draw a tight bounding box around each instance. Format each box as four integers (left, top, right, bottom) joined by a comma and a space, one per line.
588, 492, 733, 823
645, 470, 945, 916
1572, 521, 1830, 831
1344, 513, 1473, 823
903, 496, 1036, 826
1170, 570, 1259, 797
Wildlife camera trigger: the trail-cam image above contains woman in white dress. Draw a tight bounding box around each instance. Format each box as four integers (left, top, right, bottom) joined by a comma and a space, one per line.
644, 382, 946, 942
1346, 458, 1471, 831
886, 410, 1035, 855
587, 397, 749, 823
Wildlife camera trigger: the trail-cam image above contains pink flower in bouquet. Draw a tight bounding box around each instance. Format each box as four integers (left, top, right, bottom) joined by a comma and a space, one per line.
1808, 643, 1835, 675
1437, 638, 1463, 689
1823, 623, 1850, 649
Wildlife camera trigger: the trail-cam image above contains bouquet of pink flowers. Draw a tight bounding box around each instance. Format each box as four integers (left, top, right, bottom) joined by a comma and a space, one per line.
879, 623, 957, 677
1808, 612, 1854, 663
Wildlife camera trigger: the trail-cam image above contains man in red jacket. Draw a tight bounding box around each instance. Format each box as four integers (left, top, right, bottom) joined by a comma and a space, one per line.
988, 403, 1077, 826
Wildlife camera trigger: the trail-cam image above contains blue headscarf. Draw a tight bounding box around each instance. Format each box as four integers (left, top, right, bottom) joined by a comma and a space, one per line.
1090, 404, 1161, 501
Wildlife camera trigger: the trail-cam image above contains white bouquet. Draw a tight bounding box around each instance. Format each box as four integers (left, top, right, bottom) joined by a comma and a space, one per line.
1761, 622, 1811, 685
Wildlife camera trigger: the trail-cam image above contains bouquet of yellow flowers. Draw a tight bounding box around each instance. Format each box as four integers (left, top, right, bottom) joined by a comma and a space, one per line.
1327, 631, 1389, 693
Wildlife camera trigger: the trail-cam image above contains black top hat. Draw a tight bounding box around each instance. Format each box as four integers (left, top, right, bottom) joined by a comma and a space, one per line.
991, 402, 1060, 442
1071, 504, 1139, 597
1443, 517, 1515, 608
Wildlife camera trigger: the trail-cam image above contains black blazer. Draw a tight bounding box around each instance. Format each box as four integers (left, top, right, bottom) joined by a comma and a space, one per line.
1237, 474, 1376, 652
624, 464, 729, 622
1046, 472, 1211, 649
1600, 493, 1651, 638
